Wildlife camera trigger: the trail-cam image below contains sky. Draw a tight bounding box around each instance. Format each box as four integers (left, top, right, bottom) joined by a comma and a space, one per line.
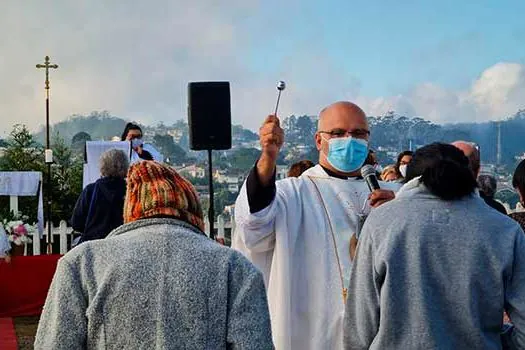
1, 0, 525, 136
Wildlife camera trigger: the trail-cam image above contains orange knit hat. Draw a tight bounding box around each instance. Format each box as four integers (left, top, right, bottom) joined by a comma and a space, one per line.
124, 161, 204, 231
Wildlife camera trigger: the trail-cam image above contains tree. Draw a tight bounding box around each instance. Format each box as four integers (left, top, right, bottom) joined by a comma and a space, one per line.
50, 133, 84, 223
233, 125, 258, 142
34, 111, 127, 143
0, 125, 44, 223
229, 148, 261, 172
0, 124, 44, 171
71, 131, 92, 159
283, 115, 298, 142
152, 134, 187, 165
295, 115, 316, 143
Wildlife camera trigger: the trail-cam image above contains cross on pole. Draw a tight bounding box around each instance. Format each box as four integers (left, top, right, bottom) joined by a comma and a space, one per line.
36, 56, 58, 254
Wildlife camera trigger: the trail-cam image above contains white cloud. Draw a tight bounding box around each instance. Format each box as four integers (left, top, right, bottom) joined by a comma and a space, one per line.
0, 1, 259, 136
1, 2, 525, 140
467, 62, 525, 118
357, 62, 525, 123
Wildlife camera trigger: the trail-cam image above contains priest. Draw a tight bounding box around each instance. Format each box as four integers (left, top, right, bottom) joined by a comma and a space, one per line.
232, 101, 399, 350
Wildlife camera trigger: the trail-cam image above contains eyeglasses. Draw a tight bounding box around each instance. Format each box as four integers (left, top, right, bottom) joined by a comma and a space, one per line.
318, 128, 370, 139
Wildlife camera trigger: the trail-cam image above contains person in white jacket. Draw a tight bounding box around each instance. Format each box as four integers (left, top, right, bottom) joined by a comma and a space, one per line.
0, 225, 11, 262
232, 101, 398, 350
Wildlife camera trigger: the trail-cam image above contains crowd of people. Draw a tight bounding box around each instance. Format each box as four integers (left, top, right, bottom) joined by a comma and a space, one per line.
33, 101, 525, 349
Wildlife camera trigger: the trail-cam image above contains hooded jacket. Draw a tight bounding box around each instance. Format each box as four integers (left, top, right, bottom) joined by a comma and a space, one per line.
344, 178, 525, 349
34, 218, 273, 349
71, 176, 126, 243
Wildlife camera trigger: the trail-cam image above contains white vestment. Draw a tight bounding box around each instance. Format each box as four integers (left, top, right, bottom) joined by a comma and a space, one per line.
232, 165, 400, 350
130, 143, 164, 164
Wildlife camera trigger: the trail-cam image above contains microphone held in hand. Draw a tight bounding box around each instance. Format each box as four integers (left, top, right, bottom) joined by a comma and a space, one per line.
361, 164, 381, 192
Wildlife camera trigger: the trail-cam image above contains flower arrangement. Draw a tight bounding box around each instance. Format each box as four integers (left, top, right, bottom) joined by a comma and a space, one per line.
4, 220, 35, 246
1, 212, 36, 246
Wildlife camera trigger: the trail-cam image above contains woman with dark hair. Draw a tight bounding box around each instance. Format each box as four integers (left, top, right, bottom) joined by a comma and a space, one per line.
510, 159, 525, 230
344, 143, 525, 349
121, 122, 163, 163
395, 150, 413, 179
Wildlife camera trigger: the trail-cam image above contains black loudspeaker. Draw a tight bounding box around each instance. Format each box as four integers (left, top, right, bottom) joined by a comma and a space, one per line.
188, 82, 232, 150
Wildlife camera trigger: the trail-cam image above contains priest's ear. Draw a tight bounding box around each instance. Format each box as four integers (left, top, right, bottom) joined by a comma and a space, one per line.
314, 132, 323, 151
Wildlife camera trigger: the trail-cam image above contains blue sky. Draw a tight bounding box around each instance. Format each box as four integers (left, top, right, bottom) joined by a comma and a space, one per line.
1, 0, 525, 135
244, 0, 525, 94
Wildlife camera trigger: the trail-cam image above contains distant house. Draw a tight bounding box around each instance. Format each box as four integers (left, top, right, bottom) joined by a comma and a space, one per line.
177, 164, 206, 178
480, 163, 497, 176
227, 182, 240, 193
0, 147, 6, 158
214, 170, 241, 184
386, 151, 398, 158
213, 170, 247, 193
168, 129, 184, 143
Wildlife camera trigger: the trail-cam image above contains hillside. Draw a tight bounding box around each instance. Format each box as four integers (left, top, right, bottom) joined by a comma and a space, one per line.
34, 111, 129, 144
28, 109, 525, 171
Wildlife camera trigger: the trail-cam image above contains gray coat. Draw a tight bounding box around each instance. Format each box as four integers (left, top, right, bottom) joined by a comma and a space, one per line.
344, 182, 525, 349
35, 218, 273, 349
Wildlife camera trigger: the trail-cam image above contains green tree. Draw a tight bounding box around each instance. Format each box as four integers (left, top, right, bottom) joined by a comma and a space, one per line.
0, 124, 44, 171
232, 125, 258, 141
295, 115, 316, 143
71, 131, 92, 159
0, 125, 44, 223
51, 133, 84, 223
229, 148, 261, 172
152, 134, 187, 165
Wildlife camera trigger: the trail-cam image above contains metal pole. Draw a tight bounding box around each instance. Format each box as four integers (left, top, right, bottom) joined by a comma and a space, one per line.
207, 149, 215, 240
36, 56, 58, 255
45, 94, 52, 254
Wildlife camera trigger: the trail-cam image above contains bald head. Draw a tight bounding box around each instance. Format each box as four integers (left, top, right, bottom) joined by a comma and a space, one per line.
452, 141, 480, 177
315, 101, 369, 175
318, 101, 368, 131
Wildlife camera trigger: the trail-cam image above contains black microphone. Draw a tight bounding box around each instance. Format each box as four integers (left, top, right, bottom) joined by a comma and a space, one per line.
361, 164, 381, 192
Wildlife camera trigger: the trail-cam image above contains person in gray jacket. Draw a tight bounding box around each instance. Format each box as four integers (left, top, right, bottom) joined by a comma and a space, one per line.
344, 143, 525, 350
35, 161, 273, 350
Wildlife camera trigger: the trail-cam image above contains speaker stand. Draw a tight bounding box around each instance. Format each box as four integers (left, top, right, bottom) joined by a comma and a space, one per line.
207, 149, 215, 240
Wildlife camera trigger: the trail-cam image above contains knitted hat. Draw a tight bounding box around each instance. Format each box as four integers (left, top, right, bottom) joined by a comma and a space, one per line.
124, 161, 205, 231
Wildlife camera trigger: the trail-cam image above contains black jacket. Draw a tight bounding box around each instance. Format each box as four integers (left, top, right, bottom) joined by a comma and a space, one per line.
71, 177, 127, 243
480, 191, 507, 215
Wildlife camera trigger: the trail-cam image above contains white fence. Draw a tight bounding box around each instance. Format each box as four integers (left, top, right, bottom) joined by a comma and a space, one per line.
23, 216, 235, 256
8, 194, 235, 256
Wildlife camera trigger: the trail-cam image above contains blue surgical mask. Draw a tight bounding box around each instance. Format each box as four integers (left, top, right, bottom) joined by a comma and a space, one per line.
324, 136, 368, 173
131, 138, 143, 148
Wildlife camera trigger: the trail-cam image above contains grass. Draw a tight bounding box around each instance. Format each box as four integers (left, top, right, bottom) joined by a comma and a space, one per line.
14, 316, 39, 350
